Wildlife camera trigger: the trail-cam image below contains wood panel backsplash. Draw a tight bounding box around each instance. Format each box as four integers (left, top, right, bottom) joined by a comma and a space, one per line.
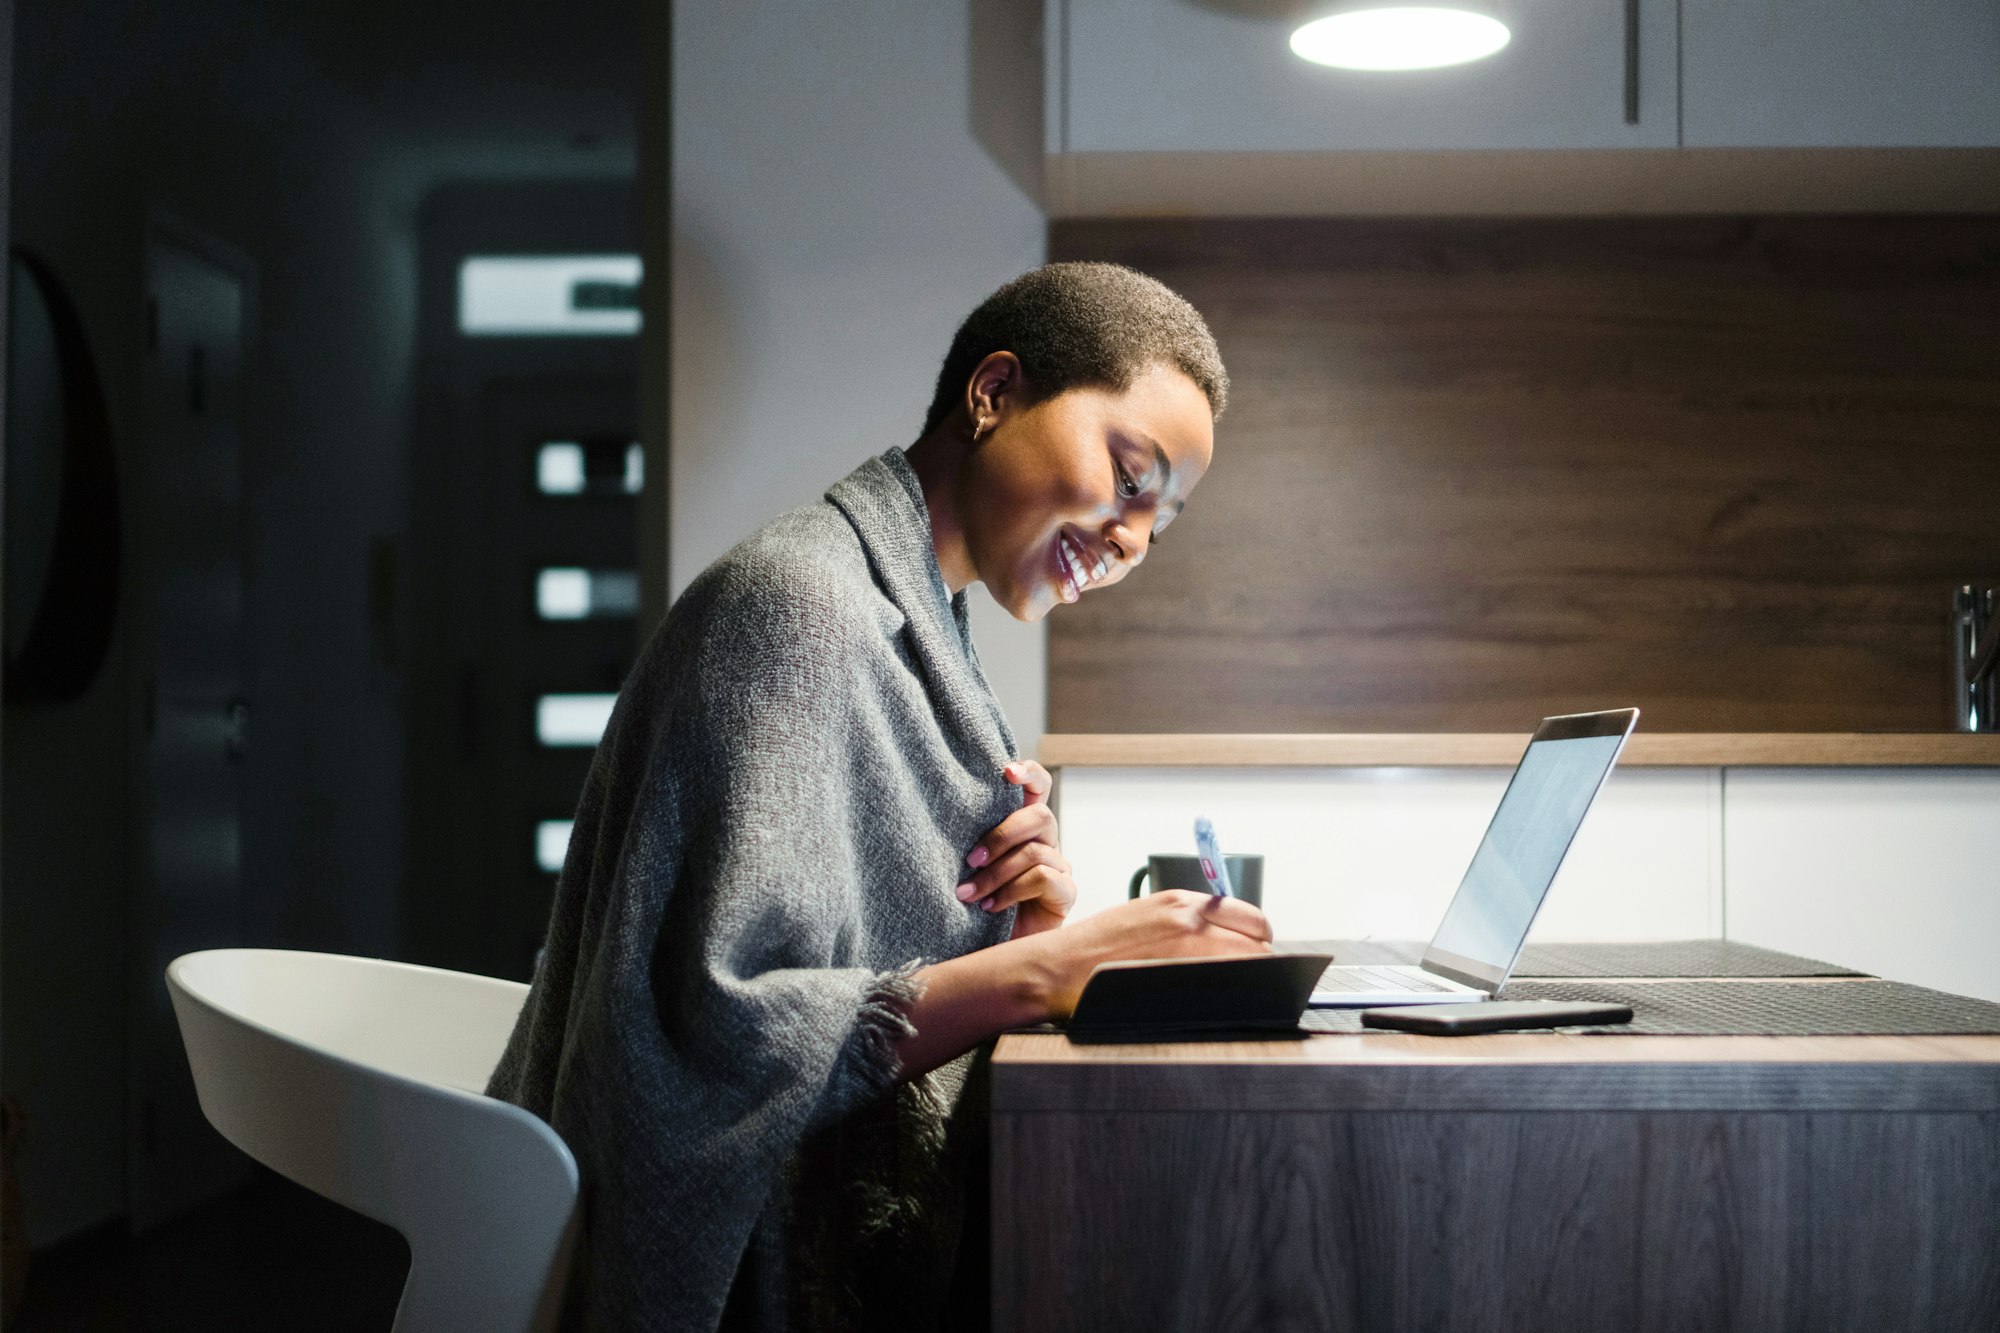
1048, 217, 2000, 734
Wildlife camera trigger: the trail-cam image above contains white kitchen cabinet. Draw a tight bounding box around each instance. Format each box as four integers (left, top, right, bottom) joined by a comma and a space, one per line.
1681, 0, 2000, 147
1051, 0, 1680, 154
1723, 769, 2000, 1003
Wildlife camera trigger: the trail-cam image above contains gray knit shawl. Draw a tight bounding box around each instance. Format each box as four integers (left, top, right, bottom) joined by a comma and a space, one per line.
487, 450, 1021, 1331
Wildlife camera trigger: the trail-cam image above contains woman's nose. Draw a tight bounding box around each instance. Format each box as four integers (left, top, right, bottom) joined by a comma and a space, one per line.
1105, 522, 1145, 568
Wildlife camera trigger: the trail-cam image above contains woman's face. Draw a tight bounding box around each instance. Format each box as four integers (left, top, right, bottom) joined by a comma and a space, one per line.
960, 358, 1215, 622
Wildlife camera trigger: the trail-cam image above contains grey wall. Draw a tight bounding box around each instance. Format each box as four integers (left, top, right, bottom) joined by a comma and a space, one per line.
667, 0, 1050, 746
1, 1, 412, 1245
4, 0, 637, 1248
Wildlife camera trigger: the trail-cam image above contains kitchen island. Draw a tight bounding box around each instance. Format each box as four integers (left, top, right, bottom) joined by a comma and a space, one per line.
991, 1018, 2000, 1332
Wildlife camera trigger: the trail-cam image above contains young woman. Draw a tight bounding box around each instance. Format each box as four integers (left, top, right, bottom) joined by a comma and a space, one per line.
489, 263, 1273, 1332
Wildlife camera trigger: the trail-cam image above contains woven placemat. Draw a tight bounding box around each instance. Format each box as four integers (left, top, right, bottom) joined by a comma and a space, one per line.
1300, 980, 2000, 1036
1287, 939, 1863, 978
1515, 940, 1864, 978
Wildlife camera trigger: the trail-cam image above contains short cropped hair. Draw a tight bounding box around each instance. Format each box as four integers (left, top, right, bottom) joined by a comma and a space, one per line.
921, 262, 1229, 435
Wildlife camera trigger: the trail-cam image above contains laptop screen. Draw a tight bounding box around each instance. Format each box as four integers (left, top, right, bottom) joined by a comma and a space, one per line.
1424, 713, 1634, 988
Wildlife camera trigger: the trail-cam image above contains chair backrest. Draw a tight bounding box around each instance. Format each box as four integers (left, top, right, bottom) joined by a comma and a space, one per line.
167, 948, 578, 1333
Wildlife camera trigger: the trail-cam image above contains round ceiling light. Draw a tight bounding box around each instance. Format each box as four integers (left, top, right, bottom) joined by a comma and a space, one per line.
1290, 7, 1512, 71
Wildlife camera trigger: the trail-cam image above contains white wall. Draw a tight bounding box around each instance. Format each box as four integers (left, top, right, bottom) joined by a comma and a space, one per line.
668, 0, 1049, 746
1725, 770, 2000, 1004
1056, 767, 1722, 942
1056, 764, 2000, 1003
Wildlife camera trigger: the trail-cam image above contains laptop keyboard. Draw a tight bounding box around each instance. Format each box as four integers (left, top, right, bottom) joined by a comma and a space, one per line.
1317, 964, 1451, 993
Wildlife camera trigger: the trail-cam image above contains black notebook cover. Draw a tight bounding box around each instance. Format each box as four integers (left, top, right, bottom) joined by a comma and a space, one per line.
1064, 953, 1334, 1043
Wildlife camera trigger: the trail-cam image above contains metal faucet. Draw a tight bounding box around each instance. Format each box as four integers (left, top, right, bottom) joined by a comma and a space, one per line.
1952, 586, 1999, 732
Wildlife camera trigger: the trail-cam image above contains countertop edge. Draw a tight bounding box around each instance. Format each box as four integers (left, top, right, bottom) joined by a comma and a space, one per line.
990, 1032, 2000, 1113
1037, 733, 2000, 768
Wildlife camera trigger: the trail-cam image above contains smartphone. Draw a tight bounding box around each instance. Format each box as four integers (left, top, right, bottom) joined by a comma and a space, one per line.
1360, 999, 1632, 1034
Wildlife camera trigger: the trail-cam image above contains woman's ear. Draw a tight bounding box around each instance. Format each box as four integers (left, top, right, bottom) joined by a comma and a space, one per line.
964, 351, 1025, 438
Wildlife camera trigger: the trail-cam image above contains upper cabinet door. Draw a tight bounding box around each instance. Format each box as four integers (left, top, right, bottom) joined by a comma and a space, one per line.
1682, 0, 2000, 147
1054, 0, 1680, 154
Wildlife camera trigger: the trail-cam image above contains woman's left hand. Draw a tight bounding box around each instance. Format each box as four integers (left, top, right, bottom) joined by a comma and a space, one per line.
957, 760, 1076, 937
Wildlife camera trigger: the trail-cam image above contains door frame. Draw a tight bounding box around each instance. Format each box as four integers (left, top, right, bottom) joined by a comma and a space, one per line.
124, 209, 260, 1231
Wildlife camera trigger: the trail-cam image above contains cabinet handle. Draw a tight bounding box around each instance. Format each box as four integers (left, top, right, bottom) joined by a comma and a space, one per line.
1623, 0, 1641, 124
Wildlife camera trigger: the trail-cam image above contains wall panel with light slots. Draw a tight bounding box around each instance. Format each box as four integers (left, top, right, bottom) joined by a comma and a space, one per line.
402, 184, 645, 982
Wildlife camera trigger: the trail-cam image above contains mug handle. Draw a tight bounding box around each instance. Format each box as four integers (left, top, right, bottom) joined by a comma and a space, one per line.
1128, 866, 1150, 899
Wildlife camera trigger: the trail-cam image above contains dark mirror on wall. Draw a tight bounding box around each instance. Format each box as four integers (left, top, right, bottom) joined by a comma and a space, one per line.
4, 249, 122, 703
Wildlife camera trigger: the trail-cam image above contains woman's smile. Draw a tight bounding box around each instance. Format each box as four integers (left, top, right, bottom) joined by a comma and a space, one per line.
1053, 528, 1109, 604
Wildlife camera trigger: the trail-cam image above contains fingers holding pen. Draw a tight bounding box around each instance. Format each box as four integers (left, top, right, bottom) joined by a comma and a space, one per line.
1151, 889, 1274, 946
1200, 891, 1275, 944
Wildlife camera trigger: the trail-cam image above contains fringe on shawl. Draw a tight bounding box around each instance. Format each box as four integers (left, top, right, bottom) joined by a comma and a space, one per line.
849, 959, 927, 1089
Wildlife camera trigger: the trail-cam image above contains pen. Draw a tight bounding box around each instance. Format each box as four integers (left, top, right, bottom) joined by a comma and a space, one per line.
1192, 816, 1234, 897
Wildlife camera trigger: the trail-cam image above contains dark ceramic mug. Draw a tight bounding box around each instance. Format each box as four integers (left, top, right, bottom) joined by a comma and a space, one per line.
1127, 853, 1263, 908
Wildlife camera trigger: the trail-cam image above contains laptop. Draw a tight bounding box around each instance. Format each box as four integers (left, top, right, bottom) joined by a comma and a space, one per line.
1309, 707, 1640, 1007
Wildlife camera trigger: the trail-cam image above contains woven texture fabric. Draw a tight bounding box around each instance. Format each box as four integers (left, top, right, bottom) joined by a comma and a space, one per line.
487, 451, 1019, 1332
1292, 938, 1863, 978
1514, 940, 1863, 978
1300, 980, 2000, 1035
1505, 979, 2000, 1035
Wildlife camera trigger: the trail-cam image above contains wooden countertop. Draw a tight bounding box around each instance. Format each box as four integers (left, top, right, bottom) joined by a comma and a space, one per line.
1038, 732, 2000, 768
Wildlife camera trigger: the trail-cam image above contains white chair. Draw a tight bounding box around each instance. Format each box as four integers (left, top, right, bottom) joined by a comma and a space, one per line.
166, 948, 579, 1333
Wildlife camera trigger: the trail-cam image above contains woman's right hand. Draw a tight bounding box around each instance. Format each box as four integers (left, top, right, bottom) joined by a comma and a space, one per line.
1031, 890, 1274, 1018
894, 891, 1276, 1078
